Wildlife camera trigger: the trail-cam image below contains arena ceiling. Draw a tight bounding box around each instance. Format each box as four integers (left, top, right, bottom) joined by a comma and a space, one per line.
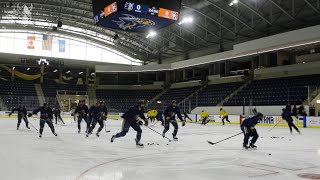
1, 0, 320, 64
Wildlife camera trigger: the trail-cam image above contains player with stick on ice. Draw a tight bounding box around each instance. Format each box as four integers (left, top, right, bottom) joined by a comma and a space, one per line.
162, 100, 185, 141
111, 100, 148, 147
9, 105, 30, 130
240, 112, 263, 149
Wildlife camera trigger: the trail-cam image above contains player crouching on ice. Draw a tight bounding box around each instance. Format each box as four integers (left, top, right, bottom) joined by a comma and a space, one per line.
9, 105, 30, 130
240, 112, 263, 149
28, 103, 57, 138
200, 110, 210, 125
162, 100, 186, 141
111, 100, 148, 147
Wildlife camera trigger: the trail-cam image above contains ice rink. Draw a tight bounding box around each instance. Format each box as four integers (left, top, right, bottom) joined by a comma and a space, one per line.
0, 117, 319, 180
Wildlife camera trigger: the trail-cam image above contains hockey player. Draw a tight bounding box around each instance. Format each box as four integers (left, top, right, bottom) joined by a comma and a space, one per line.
156, 111, 164, 126
183, 112, 192, 122
53, 108, 65, 125
282, 108, 301, 134
9, 105, 30, 130
220, 108, 231, 125
111, 100, 148, 147
88, 102, 99, 126
86, 101, 108, 137
28, 103, 57, 138
147, 109, 158, 123
240, 112, 263, 149
72, 100, 89, 133
162, 100, 185, 141
200, 110, 210, 125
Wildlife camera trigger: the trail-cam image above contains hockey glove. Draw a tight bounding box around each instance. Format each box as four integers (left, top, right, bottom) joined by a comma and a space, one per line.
27, 113, 33, 117
144, 120, 149, 126
8, 113, 12, 117
136, 119, 144, 125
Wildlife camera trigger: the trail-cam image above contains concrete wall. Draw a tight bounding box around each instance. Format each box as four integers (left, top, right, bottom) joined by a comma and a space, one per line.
97, 82, 164, 90
170, 80, 202, 89
208, 75, 244, 85
254, 61, 320, 80
192, 105, 309, 116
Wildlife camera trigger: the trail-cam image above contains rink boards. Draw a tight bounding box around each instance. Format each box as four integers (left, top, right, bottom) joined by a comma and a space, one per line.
1, 111, 319, 128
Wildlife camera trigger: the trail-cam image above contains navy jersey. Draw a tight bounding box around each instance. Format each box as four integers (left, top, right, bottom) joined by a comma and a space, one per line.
91, 105, 108, 119
11, 107, 27, 117
33, 107, 53, 120
156, 111, 164, 121
53, 108, 61, 115
282, 110, 293, 122
247, 116, 260, 128
241, 116, 260, 128
89, 105, 96, 117
121, 105, 146, 121
74, 105, 89, 116
164, 105, 183, 121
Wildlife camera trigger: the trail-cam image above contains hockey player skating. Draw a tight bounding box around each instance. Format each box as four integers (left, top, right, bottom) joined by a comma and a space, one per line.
156, 111, 164, 126
86, 101, 108, 137
9, 105, 30, 130
162, 100, 185, 141
72, 100, 89, 133
200, 110, 210, 125
282, 108, 301, 134
28, 103, 57, 138
53, 108, 65, 125
111, 100, 148, 147
240, 112, 263, 149
147, 109, 158, 123
220, 108, 231, 125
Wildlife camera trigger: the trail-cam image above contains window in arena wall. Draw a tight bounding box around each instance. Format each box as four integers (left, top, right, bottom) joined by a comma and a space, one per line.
0, 30, 142, 66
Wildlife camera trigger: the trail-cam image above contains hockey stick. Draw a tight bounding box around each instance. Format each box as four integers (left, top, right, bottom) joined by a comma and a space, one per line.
145, 126, 172, 142
28, 120, 39, 132
268, 119, 283, 132
207, 132, 242, 145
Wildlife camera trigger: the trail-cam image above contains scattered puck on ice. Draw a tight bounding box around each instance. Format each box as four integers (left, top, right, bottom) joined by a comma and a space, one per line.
166, 144, 169, 145
157, 144, 159, 145
268, 153, 271, 155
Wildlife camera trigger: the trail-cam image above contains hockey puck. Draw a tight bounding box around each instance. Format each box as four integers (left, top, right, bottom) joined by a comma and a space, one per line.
268, 153, 271, 155
166, 144, 169, 145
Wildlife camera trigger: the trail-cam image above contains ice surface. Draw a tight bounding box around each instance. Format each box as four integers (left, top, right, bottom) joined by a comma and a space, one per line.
0, 118, 319, 180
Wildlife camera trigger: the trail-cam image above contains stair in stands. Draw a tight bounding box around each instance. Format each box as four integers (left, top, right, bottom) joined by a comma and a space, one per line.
217, 81, 251, 106
34, 84, 45, 105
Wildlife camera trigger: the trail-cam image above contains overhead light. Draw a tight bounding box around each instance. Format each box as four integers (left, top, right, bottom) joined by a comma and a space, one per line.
78, 71, 83, 74
178, 17, 193, 25
229, 0, 238, 6
27, 68, 30, 71
53, 69, 58, 73
146, 31, 157, 38
66, 71, 70, 73
1, 26, 5, 29
91, 73, 95, 75
12, 67, 15, 70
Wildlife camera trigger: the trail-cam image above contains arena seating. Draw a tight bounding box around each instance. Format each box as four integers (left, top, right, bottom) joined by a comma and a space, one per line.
41, 83, 87, 97
0, 80, 39, 110
189, 82, 243, 108
224, 75, 320, 106
96, 89, 162, 112
150, 86, 201, 110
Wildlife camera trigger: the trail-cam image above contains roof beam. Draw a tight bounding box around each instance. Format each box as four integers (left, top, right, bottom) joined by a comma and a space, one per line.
238, 0, 273, 25
304, 0, 320, 13
268, 0, 295, 20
